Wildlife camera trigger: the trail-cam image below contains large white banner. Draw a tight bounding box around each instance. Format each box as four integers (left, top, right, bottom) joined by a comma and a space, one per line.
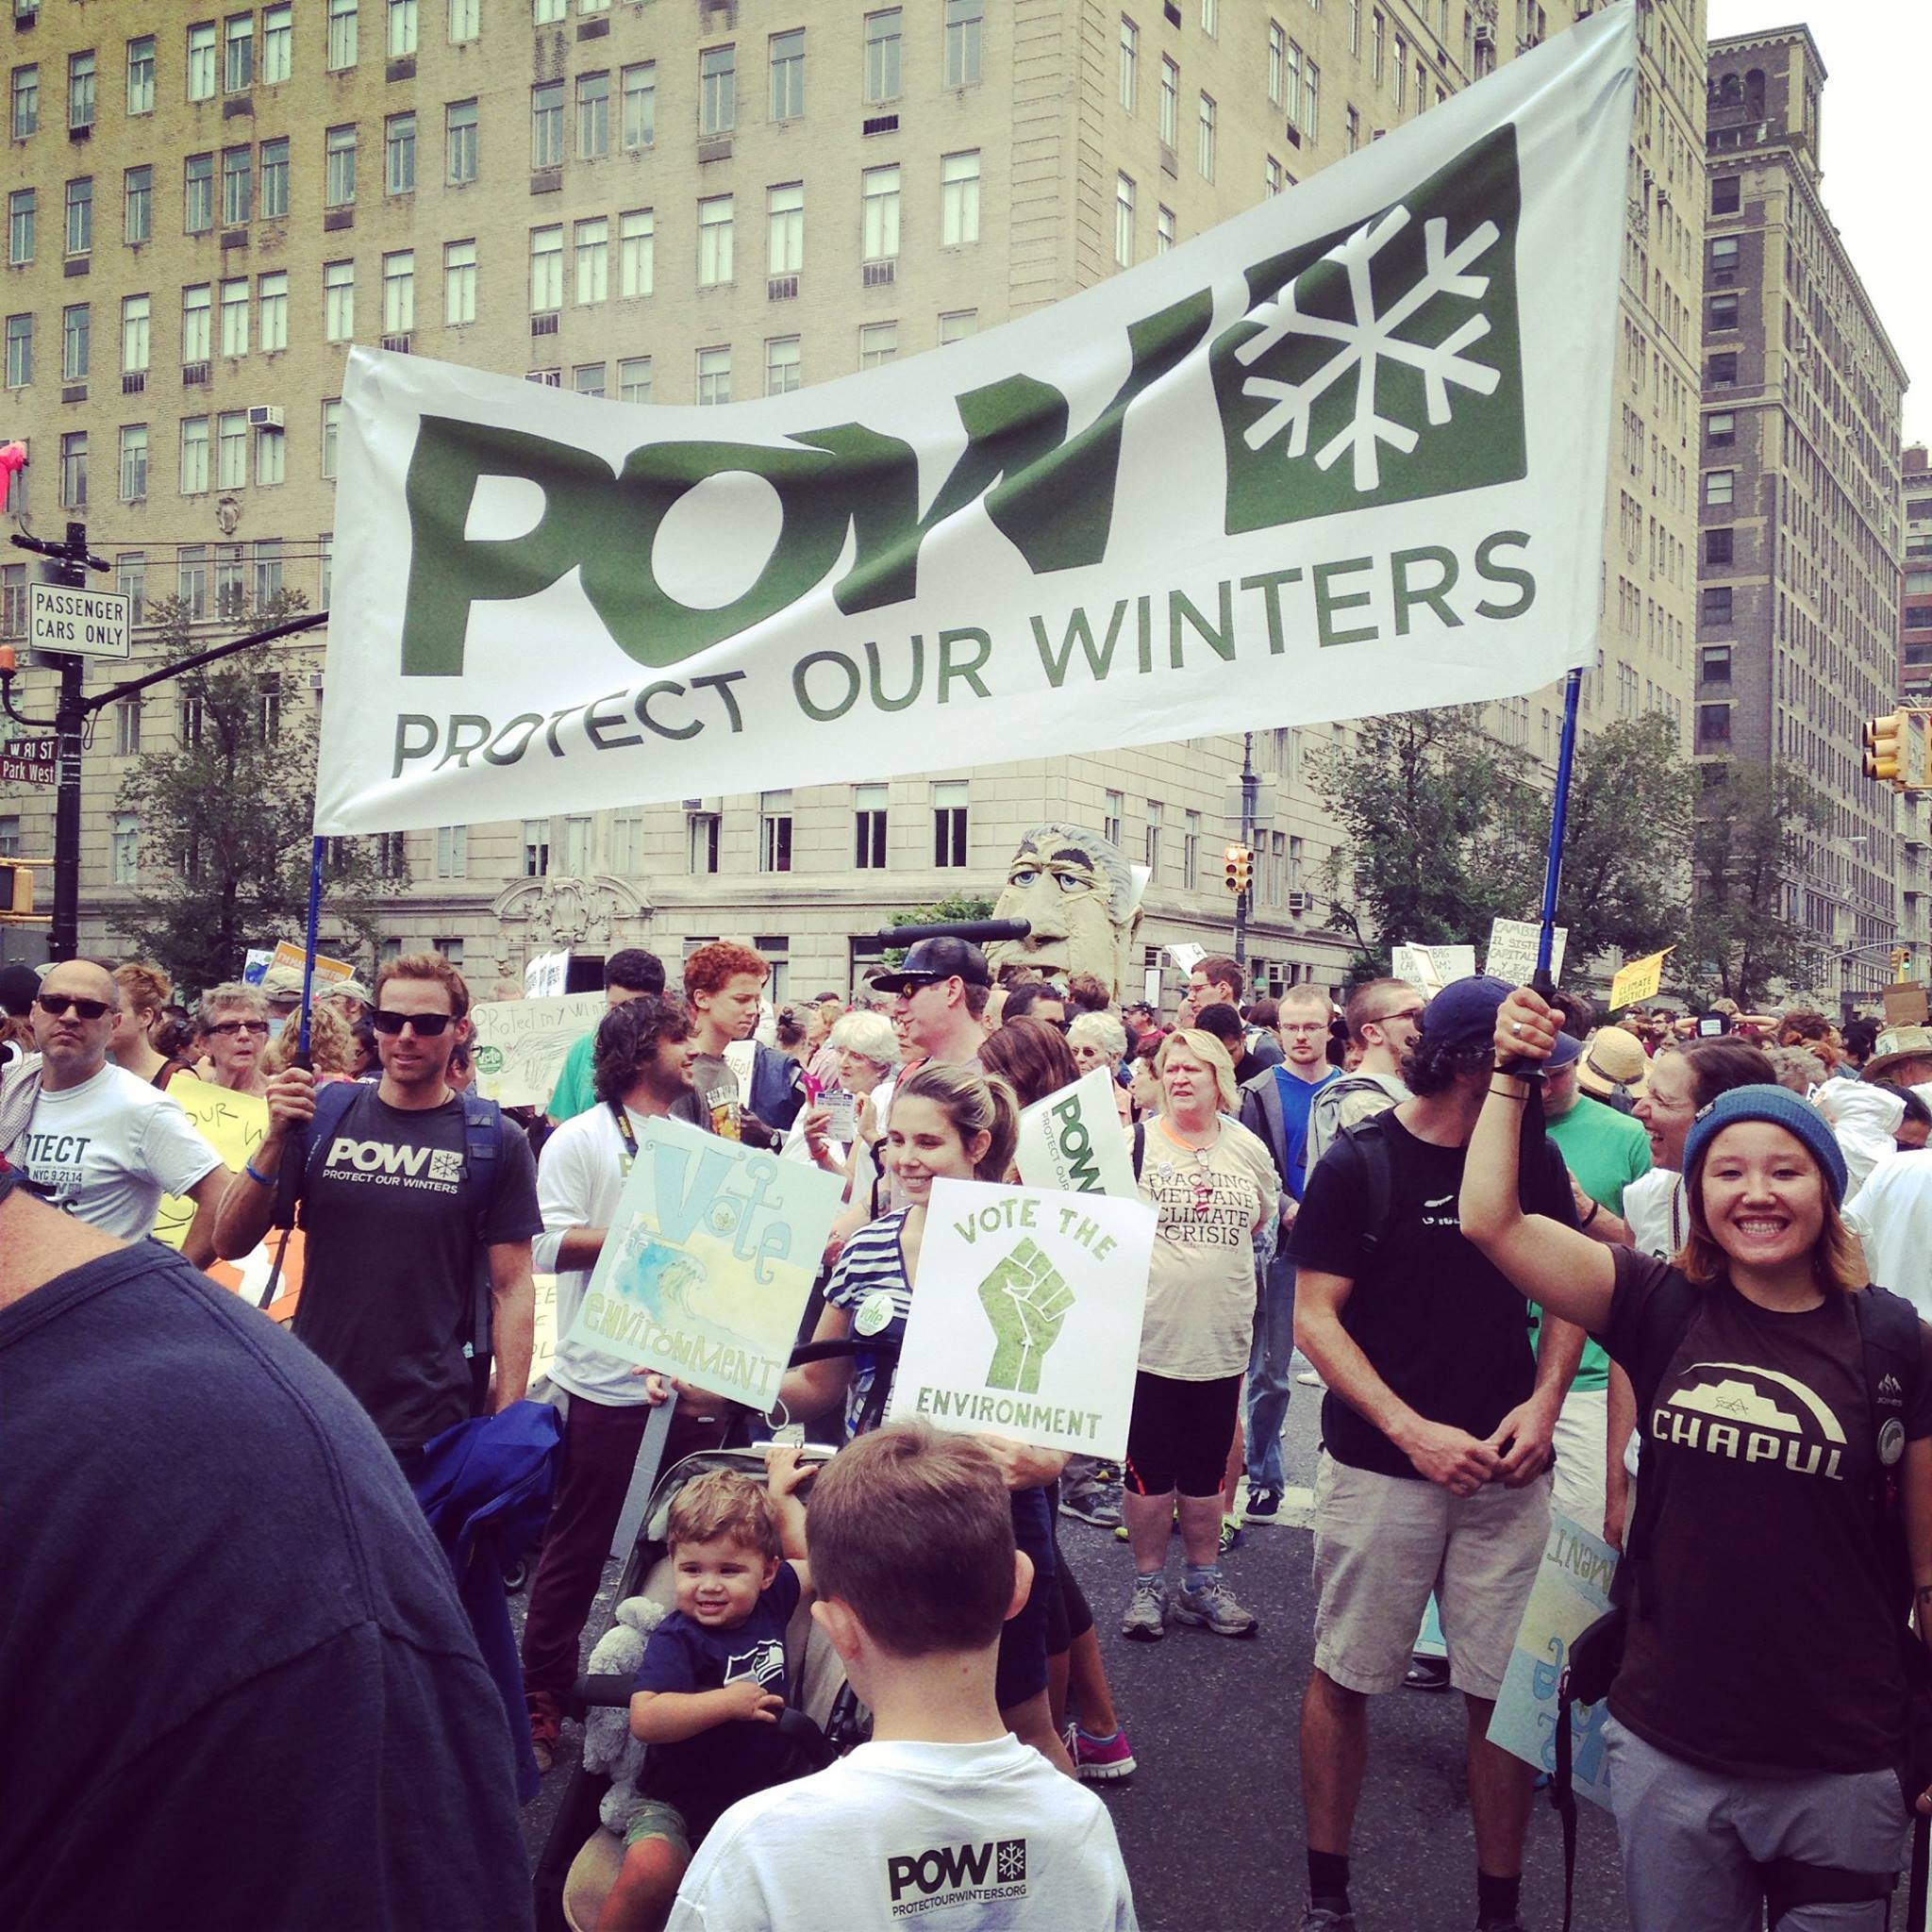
316, 9, 1635, 836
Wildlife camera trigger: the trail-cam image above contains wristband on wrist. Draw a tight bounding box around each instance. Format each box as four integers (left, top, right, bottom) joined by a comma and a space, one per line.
1488, 1084, 1530, 1101
1579, 1199, 1601, 1229
244, 1159, 275, 1187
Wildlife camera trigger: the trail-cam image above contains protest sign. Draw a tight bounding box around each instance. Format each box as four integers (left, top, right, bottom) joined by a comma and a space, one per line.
1165, 942, 1208, 975
563, 1113, 844, 1408
1391, 942, 1477, 995
886, 1178, 1156, 1459
1608, 946, 1674, 1010
1015, 1069, 1139, 1201
1884, 982, 1929, 1029
271, 939, 356, 986
525, 950, 572, 998
1487, 1509, 1618, 1809
315, 9, 1636, 837
1484, 917, 1566, 988
471, 991, 607, 1108
242, 948, 274, 987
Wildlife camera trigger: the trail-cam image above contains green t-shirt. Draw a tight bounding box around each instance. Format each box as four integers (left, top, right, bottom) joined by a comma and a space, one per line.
546, 1030, 597, 1124
1541, 1092, 1653, 1391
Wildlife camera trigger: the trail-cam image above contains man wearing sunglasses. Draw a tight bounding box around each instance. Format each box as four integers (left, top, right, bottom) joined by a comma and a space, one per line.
0, 959, 226, 1263
214, 953, 542, 1460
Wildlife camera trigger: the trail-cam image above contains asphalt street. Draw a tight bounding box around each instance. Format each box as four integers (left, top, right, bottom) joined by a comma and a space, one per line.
515, 1381, 1628, 1932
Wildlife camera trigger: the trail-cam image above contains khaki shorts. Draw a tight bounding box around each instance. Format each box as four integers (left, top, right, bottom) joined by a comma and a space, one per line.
1310, 1453, 1551, 1700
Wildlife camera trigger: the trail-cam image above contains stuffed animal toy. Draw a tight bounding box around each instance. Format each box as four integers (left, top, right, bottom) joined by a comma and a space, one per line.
581, 1594, 670, 1835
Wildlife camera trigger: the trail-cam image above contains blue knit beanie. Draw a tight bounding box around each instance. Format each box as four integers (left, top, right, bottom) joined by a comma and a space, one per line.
1680, 1084, 1847, 1206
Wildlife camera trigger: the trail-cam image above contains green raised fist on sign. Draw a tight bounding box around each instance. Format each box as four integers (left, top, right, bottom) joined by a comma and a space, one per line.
976, 1237, 1075, 1395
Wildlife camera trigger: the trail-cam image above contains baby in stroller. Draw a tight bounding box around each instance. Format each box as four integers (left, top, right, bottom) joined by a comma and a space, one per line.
594, 1449, 814, 1932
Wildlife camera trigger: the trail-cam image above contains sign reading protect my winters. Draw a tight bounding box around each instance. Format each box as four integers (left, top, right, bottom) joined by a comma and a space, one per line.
886, 1178, 1156, 1459
314, 9, 1636, 835
563, 1113, 845, 1407
1014, 1070, 1139, 1201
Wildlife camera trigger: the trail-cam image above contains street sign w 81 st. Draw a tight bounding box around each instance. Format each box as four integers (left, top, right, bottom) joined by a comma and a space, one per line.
29, 581, 130, 660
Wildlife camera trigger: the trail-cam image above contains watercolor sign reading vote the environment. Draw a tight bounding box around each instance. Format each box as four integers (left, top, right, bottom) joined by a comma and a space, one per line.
562, 1112, 845, 1407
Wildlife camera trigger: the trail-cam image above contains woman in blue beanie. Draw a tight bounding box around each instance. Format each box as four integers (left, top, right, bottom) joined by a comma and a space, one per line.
1460, 984, 1932, 1932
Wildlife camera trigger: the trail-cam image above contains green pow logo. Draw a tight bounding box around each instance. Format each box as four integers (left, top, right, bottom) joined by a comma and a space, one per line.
394, 126, 1523, 677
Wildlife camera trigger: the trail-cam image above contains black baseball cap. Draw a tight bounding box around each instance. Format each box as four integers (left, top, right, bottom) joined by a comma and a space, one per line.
869, 936, 991, 995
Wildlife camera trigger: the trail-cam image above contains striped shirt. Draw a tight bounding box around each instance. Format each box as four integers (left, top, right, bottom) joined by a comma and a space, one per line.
824, 1208, 913, 1440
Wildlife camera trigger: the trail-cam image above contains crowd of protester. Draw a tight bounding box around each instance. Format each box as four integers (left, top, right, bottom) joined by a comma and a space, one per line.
5, 926, 1932, 1932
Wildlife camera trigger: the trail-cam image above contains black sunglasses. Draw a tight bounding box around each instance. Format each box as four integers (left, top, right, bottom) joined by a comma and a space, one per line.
208, 1018, 271, 1037
37, 993, 112, 1022
372, 1009, 455, 1037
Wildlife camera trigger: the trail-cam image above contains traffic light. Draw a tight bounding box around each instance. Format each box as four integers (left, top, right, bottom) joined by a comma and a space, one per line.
1865, 711, 1904, 789
1893, 947, 1912, 975
1223, 843, 1253, 894
0, 858, 34, 916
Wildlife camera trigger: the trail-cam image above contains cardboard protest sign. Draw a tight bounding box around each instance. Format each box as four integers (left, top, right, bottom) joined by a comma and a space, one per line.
525, 950, 572, 998
1484, 917, 1566, 988
1608, 946, 1674, 1010
271, 939, 356, 985
886, 1178, 1156, 1459
1391, 942, 1477, 995
1884, 982, 1929, 1029
471, 991, 607, 1108
563, 1113, 844, 1408
1015, 1070, 1138, 1200
1486, 1509, 1618, 1808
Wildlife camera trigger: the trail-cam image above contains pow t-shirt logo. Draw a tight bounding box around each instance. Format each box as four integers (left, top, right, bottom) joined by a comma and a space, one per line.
1651, 1360, 1848, 1482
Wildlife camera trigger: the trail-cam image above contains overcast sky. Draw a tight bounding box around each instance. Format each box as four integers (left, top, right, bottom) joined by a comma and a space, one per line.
1706, 1, 1929, 449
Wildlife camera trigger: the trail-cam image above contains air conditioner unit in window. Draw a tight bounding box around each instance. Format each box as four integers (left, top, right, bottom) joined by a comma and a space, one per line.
1286, 891, 1314, 916
308, 670, 325, 692
682, 796, 721, 815
247, 405, 284, 428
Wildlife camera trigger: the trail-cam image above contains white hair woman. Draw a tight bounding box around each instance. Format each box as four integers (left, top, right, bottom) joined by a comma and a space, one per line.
1068, 1010, 1132, 1128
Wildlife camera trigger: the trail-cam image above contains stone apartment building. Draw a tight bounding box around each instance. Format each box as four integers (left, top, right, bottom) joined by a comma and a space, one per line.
1696, 26, 1907, 1008
0, 0, 1704, 999
1904, 442, 1931, 706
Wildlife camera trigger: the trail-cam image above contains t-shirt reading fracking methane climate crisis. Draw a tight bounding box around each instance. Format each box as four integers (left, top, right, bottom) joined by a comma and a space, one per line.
1288, 1112, 1577, 1479
1601, 1248, 1932, 1778
293, 1087, 541, 1452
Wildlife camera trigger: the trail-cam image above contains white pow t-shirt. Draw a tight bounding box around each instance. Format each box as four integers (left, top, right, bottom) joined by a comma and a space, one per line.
666, 1734, 1137, 1931
16, 1062, 224, 1240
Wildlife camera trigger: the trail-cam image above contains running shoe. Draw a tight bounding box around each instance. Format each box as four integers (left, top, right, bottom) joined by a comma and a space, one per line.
1220, 1514, 1245, 1556
1172, 1576, 1259, 1638
1064, 1723, 1138, 1781
1404, 1656, 1452, 1692
1297, 1909, 1357, 1931
1245, 1483, 1284, 1519
1120, 1575, 1168, 1641
1295, 1368, 1326, 1388
1059, 1474, 1124, 1528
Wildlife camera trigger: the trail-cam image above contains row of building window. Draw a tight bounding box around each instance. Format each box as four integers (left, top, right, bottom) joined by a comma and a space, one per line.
0, 541, 328, 643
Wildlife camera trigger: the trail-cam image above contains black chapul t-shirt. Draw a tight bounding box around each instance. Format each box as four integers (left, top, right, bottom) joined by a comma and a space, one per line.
1287, 1113, 1577, 1479
293, 1088, 541, 1451
1602, 1248, 1932, 1777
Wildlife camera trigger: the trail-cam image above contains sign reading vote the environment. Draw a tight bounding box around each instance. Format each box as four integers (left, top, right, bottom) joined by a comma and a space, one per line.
314, 10, 1636, 837
886, 1178, 1156, 1459
1015, 1069, 1138, 1201
471, 991, 606, 1108
563, 1113, 844, 1408
1486, 1509, 1618, 1810
1484, 917, 1566, 989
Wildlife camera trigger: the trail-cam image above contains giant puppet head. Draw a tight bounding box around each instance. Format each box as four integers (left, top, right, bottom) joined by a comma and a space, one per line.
984, 822, 1143, 1001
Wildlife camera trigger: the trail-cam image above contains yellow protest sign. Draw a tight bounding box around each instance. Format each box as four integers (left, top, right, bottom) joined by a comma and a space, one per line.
152, 1077, 270, 1251
270, 940, 356, 985
1608, 947, 1674, 1010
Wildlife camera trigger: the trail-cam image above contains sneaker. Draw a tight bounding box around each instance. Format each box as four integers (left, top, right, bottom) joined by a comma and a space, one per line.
1404, 1656, 1453, 1692
1295, 1368, 1326, 1388
1120, 1575, 1168, 1642
1059, 1476, 1124, 1529
527, 1690, 562, 1775
1220, 1514, 1245, 1556
1298, 1910, 1357, 1931
1246, 1483, 1283, 1519
1066, 1723, 1138, 1781
1172, 1576, 1259, 1638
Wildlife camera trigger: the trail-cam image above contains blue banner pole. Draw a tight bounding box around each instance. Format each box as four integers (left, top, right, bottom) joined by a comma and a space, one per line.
1533, 668, 1585, 992
297, 836, 325, 1057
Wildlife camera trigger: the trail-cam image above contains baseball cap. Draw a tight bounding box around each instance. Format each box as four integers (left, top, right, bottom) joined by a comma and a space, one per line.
1681, 1084, 1847, 1206
0, 962, 41, 1018
1576, 1025, 1648, 1101
869, 936, 992, 995
1415, 975, 1515, 1053
1546, 1029, 1583, 1069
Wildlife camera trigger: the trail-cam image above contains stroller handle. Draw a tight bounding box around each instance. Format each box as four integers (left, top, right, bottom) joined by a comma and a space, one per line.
788, 1337, 900, 1367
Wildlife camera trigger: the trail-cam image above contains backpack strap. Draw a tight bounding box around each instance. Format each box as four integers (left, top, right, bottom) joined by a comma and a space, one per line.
458, 1090, 511, 1412
1336, 1111, 1395, 1258
1131, 1121, 1146, 1182
1853, 1285, 1923, 1619
292, 1080, 366, 1224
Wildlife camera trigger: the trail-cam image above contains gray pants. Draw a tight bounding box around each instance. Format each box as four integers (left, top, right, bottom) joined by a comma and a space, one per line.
1605, 1716, 1910, 1930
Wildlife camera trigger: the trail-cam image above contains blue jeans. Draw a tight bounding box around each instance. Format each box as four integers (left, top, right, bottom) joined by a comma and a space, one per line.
1243, 1253, 1295, 1491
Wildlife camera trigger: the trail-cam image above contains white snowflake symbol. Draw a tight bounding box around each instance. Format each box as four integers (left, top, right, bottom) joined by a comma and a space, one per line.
996, 1841, 1027, 1883
1234, 206, 1503, 493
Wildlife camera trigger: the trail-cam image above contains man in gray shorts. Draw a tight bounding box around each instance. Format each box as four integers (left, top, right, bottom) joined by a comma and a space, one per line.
1288, 976, 1585, 1932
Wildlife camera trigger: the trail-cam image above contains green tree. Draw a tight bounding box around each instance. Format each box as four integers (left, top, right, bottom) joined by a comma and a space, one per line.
114, 594, 402, 993
1680, 760, 1832, 1008
1309, 707, 1544, 976
1550, 711, 1693, 970
883, 891, 996, 969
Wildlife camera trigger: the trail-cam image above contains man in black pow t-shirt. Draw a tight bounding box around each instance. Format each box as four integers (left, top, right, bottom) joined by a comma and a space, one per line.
215, 952, 541, 1457
0, 1157, 531, 1932
1287, 976, 1583, 1932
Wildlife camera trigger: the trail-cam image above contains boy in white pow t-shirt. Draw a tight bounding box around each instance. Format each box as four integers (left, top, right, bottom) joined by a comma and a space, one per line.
666, 1424, 1137, 1932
